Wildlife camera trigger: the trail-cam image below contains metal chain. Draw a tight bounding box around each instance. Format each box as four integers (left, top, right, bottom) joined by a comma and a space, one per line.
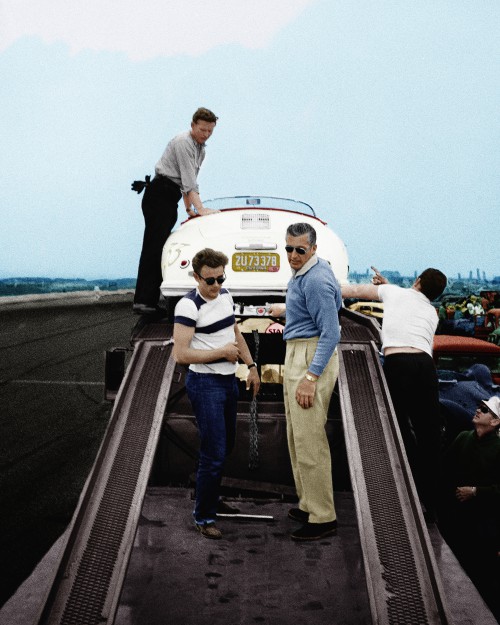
248, 330, 260, 470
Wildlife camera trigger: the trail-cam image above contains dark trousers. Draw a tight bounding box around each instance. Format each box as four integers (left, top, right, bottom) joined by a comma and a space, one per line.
383, 352, 442, 515
134, 176, 181, 306
185, 371, 239, 525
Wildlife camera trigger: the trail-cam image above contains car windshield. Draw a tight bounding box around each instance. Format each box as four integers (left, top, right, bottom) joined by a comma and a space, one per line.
202, 196, 316, 216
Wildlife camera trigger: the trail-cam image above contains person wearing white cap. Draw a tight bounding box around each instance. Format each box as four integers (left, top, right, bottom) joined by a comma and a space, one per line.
446, 396, 500, 499
483, 396, 500, 420
439, 395, 500, 614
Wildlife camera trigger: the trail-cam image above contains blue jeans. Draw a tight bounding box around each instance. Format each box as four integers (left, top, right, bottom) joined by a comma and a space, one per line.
186, 371, 239, 525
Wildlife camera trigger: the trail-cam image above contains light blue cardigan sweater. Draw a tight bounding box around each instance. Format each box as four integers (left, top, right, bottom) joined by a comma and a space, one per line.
283, 255, 341, 377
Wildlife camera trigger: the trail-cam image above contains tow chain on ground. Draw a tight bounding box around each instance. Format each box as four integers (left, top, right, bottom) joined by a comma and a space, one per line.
248, 330, 260, 470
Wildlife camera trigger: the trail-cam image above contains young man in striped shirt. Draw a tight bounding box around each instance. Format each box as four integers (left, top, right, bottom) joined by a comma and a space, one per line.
173, 248, 260, 539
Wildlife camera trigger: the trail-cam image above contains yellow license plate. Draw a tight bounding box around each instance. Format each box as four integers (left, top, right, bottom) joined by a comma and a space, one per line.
232, 252, 280, 272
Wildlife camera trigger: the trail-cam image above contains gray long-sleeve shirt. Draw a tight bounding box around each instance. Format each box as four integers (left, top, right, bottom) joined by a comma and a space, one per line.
155, 131, 205, 194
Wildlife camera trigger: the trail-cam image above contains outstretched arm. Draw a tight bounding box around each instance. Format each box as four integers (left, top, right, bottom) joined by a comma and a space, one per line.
342, 266, 388, 300
341, 283, 380, 300
184, 190, 219, 217
183, 194, 197, 217
268, 303, 286, 317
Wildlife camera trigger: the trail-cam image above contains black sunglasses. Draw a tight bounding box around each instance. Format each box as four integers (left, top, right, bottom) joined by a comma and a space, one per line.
196, 272, 226, 286
285, 245, 311, 255
478, 404, 492, 414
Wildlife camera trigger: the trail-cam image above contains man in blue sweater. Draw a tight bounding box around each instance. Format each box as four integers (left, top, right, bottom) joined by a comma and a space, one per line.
270, 222, 341, 541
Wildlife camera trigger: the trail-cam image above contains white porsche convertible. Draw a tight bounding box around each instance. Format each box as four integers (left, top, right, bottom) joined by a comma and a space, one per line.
159, 195, 348, 316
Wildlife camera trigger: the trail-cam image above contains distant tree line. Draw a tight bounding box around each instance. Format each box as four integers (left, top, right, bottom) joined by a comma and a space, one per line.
0, 278, 136, 297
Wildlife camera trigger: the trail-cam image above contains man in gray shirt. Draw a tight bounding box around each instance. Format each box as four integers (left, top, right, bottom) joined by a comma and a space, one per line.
133, 107, 218, 315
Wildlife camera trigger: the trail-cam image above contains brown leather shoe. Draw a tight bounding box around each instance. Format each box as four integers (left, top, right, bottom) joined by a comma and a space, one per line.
195, 523, 222, 540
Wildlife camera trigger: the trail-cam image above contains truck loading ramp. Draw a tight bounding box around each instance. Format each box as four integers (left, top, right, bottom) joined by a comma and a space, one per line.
30, 310, 495, 624
35, 338, 177, 625
338, 339, 450, 624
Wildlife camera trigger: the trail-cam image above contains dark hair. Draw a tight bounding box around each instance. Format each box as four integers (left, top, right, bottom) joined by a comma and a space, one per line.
192, 248, 228, 275
418, 268, 447, 301
192, 107, 218, 124
286, 222, 317, 246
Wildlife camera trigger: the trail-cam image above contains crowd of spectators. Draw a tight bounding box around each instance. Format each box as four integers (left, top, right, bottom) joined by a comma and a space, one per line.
438, 291, 500, 342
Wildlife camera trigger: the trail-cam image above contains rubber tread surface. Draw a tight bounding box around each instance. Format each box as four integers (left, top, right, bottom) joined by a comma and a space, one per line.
342, 348, 429, 624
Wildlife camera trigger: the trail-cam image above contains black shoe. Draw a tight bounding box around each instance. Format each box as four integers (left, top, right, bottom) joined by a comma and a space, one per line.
217, 500, 240, 515
133, 303, 158, 315
291, 520, 337, 541
288, 508, 309, 523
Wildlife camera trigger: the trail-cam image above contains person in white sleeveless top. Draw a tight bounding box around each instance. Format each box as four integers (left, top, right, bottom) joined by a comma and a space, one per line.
342, 267, 447, 523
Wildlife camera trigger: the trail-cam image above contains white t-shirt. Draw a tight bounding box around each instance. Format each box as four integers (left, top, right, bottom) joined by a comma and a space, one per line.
378, 285, 438, 356
174, 287, 237, 374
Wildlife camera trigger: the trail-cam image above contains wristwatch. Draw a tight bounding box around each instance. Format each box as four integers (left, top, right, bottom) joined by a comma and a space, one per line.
305, 373, 318, 382
248, 363, 257, 369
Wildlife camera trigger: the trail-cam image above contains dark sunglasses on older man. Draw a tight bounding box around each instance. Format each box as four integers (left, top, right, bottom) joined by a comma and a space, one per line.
478, 404, 492, 414
196, 272, 226, 286
285, 245, 311, 255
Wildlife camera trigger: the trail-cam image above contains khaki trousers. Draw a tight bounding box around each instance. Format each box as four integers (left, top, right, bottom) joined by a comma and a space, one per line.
283, 337, 339, 523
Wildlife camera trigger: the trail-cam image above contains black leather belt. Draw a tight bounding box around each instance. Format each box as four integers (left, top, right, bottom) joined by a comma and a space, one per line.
154, 174, 180, 190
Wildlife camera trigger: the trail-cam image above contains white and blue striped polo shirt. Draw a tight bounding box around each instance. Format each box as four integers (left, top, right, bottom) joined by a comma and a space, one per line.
174, 287, 237, 375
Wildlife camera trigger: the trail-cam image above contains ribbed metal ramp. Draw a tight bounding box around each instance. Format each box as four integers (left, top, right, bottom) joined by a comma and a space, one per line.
36, 339, 176, 625
338, 337, 452, 624
33, 308, 453, 625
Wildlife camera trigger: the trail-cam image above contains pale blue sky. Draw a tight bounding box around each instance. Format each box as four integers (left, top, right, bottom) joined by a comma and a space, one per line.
1, 0, 499, 280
